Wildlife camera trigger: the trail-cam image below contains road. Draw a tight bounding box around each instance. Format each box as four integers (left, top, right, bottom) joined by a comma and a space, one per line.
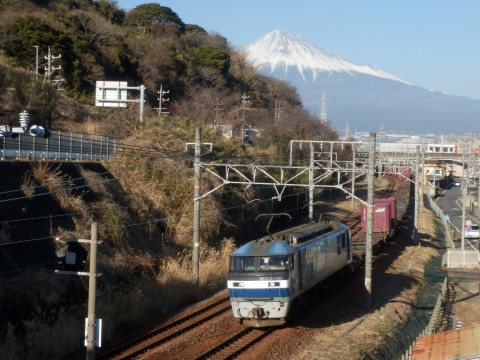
436, 179, 478, 251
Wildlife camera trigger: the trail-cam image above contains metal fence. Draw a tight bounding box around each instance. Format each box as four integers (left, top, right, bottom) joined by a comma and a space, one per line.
0, 131, 118, 161
402, 277, 449, 360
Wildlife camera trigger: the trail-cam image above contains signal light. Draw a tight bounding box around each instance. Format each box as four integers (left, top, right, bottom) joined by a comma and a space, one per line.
56, 241, 88, 272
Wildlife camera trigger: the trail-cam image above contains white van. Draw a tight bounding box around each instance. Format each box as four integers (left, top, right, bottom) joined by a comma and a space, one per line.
465, 224, 480, 240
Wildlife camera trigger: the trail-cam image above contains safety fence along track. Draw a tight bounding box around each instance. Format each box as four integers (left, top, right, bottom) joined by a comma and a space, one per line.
0, 131, 117, 161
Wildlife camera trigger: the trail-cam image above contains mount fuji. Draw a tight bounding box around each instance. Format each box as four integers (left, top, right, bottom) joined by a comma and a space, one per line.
243, 30, 480, 135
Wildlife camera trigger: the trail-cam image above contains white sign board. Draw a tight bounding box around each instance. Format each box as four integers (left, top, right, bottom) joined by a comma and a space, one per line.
95, 81, 127, 108
84, 318, 102, 347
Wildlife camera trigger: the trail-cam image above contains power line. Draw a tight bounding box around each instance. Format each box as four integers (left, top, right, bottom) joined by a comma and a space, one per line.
0, 260, 57, 276
0, 235, 53, 246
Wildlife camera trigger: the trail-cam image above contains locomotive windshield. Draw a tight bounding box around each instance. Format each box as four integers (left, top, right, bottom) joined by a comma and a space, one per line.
230, 256, 289, 272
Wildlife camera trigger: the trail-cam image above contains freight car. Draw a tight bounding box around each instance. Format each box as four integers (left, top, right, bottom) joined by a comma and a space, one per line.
360, 198, 397, 238
227, 220, 352, 327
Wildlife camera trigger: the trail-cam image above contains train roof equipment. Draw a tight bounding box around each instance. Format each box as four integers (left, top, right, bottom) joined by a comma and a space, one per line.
231, 221, 346, 258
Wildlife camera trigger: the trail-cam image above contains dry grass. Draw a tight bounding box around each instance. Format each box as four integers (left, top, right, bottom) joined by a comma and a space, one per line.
93, 238, 236, 345
20, 171, 35, 198
0, 237, 236, 359
0, 271, 85, 359
27, 161, 88, 214
0, 119, 250, 358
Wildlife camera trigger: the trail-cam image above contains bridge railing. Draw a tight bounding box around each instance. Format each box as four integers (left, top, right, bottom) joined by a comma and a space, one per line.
0, 131, 118, 161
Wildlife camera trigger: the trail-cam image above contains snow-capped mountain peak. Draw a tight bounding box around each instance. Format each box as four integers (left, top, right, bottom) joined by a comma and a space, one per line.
243, 30, 409, 84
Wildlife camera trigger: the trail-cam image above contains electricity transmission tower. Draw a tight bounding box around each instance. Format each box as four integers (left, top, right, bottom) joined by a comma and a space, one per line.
320, 92, 328, 124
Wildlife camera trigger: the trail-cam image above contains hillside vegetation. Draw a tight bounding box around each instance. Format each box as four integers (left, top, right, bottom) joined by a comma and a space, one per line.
0, 1, 342, 358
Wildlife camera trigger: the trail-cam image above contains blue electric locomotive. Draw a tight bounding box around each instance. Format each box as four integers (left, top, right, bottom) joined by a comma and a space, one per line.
227, 220, 352, 327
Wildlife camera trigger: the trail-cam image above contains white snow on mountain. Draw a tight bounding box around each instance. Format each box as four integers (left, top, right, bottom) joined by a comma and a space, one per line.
243, 30, 410, 85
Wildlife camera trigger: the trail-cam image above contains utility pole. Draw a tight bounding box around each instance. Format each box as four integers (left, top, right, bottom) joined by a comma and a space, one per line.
274, 98, 278, 124
214, 102, 223, 125
193, 127, 201, 282
351, 144, 356, 210
365, 132, 376, 309
33, 45, 39, 80
156, 84, 170, 116
461, 177, 467, 251
44, 46, 61, 84
412, 145, 420, 243
241, 92, 249, 121
86, 223, 98, 360
420, 149, 425, 213
241, 92, 249, 142
274, 98, 283, 124
309, 142, 314, 221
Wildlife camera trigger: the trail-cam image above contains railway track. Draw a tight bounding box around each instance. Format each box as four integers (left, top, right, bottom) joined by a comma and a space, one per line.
98, 175, 410, 360
96, 296, 232, 360
195, 327, 273, 360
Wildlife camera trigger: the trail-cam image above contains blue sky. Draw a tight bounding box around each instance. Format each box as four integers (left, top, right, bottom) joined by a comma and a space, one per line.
117, 0, 480, 100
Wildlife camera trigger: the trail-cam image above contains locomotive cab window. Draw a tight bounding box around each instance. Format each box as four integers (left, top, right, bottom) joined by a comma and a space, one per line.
260, 256, 289, 270
230, 256, 289, 272
230, 256, 255, 272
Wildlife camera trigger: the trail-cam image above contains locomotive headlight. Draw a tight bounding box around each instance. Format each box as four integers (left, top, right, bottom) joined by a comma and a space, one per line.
268, 282, 280, 287
233, 282, 244, 287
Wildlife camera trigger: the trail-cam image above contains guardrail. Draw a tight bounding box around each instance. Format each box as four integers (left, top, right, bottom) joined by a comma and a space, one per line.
0, 131, 118, 161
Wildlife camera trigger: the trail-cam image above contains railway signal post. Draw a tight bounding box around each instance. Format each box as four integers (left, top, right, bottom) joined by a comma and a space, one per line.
193, 127, 201, 283
55, 223, 101, 360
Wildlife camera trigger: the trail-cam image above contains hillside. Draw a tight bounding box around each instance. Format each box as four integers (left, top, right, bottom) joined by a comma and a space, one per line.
0, 1, 345, 358
0, 0, 338, 142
